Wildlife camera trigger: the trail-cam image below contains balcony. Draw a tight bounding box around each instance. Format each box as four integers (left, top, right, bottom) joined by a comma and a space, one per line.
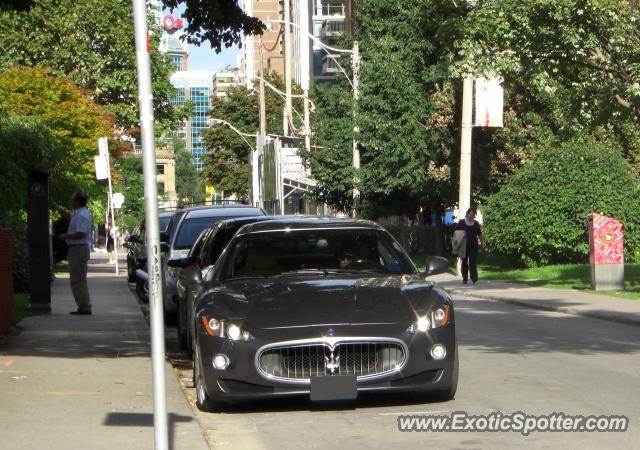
314, 1, 346, 18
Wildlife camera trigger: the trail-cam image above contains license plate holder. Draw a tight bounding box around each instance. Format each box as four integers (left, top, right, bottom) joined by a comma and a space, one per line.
310, 375, 357, 401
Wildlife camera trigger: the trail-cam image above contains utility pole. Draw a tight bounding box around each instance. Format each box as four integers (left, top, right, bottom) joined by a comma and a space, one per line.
303, 89, 310, 154
283, 0, 292, 136
131, 1, 168, 448
259, 36, 267, 136
351, 41, 360, 216
458, 76, 473, 220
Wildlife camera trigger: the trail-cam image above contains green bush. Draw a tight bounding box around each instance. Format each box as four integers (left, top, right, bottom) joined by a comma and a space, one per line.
483, 136, 640, 267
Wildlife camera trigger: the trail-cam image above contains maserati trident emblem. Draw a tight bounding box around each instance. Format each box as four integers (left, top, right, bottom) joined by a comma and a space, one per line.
327, 328, 335, 336
325, 350, 340, 374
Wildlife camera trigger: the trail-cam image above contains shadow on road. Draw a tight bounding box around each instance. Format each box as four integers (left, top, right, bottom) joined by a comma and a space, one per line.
103, 412, 194, 450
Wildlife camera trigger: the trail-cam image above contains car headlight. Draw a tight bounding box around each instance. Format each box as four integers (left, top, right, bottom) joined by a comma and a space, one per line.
406, 306, 450, 333
201, 316, 254, 341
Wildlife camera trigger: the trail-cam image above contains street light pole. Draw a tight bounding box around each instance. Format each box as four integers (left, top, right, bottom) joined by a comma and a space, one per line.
458, 76, 473, 219
283, 0, 292, 136
131, 1, 168, 449
351, 41, 360, 216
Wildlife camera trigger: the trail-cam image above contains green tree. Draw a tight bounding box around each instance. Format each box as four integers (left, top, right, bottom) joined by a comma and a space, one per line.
0, 0, 184, 131
161, 0, 263, 52
0, 67, 111, 210
483, 136, 640, 267
201, 72, 302, 199
174, 138, 204, 204
113, 156, 145, 230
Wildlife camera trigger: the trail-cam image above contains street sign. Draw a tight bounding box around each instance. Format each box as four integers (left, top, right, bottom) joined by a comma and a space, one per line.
475, 78, 504, 127
98, 137, 108, 156
94, 155, 108, 180
112, 193, 125, 209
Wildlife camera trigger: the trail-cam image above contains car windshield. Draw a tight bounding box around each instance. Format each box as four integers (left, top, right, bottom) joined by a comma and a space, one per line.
174, 216, 256, 250
221, 228, 415, 280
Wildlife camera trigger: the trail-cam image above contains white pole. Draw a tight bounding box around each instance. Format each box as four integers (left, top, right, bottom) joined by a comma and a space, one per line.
351, 41, 360, 217
104, 141, 119, 275
458, 77, 473, 220
283, 0, 292, 136
304, 89, 310, 154
131, 1, 168, 449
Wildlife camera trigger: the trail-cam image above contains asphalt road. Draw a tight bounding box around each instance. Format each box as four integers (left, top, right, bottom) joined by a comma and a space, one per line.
165, 294, 640, 450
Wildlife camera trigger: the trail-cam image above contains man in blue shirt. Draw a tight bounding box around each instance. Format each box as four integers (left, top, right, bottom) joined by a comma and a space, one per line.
56, 192, 93, 315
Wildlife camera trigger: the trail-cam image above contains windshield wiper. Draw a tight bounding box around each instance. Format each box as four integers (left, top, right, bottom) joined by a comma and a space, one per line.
273, 269, 331, 277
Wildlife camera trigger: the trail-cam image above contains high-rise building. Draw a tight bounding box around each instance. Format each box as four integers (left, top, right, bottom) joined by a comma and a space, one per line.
213, 69, 246, 98
242, 0, 353, 90
169, 71, 215, 171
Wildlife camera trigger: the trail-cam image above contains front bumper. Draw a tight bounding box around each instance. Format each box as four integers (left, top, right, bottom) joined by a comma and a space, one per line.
196, 323, 456, 402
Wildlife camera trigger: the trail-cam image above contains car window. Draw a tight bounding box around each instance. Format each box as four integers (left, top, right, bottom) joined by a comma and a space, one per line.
174, 216, 251, 250
201, 225, 240, 267
221, 228, 415, 280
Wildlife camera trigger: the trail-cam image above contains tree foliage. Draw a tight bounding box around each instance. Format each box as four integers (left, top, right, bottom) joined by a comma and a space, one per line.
0, 0, 184, 131
483, 136, 640, 267
201, 72, 303, 199
0, 67, 111, 216
174, 138, 204, 204
112, 156, 145, 230
161, 0, 264, 52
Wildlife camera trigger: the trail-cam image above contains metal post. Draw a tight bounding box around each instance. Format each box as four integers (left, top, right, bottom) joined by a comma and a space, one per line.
283, 0, 292, 136
458, 77, 473, 220
103, 141, 119, 275
131, 1, 168, 449
351, 41, 360, 216
259, 37, 267, 137
304, 89, 310, 154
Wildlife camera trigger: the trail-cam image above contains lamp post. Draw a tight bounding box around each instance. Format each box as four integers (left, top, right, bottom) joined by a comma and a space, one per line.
209, 118, 259, 207
266, 19, 360, 215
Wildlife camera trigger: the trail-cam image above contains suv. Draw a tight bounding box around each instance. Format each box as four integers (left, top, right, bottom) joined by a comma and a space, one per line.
161, 205, 265, 324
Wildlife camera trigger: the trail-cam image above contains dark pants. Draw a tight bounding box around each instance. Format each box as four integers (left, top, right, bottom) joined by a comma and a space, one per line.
461, 245, 478, 283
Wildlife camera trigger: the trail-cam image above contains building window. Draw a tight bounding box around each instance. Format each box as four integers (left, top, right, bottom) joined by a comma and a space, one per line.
170, 54, 183, 72
156, 164, 165, 174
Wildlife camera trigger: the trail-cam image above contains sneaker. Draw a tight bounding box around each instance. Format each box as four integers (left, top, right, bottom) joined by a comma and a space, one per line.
462, 279, 468, 285
70, 309, 92, 315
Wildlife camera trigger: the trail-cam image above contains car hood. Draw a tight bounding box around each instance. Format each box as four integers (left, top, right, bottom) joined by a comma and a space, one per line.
202, 275, 445, 329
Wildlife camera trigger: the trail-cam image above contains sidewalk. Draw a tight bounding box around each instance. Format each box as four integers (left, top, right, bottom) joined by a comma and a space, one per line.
0, 254, 209, 450
432, 273, 640, 327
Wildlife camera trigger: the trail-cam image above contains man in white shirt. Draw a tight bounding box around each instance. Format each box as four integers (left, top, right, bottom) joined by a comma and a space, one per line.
56, 192, 93, 315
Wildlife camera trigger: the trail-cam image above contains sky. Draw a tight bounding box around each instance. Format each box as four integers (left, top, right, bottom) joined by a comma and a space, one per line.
162, 3, 242, 72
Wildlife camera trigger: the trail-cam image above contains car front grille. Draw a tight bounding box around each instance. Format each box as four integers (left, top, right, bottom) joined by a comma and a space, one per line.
257, 340, 407, 382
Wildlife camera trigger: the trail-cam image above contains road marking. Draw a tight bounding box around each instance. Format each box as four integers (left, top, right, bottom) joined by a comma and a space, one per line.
37, 391, 101, 396
378, 410, 451, 416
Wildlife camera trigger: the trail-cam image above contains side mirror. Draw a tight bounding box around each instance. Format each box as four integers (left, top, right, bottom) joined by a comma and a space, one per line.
168, 256, 200, 268
160, 242, 169, 253
422, 256, 450, 277
160, 231, 169, 243
127, 234, 142, 244
178, 264, 202, 285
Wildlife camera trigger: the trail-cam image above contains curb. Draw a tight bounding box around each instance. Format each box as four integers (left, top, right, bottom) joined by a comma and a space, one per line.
449, 289, 640, 328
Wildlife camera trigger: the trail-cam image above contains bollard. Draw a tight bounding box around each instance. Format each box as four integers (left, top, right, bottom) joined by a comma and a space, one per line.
0, 228, 15, 333
588, 213, 624, 291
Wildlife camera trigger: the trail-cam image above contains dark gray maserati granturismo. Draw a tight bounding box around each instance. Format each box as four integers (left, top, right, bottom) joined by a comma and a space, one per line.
191, 218, 457, 411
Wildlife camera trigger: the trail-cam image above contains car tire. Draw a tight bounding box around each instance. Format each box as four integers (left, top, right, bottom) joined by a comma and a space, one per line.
177, 299, 188, 350
194, 340, 218, 412
127, 259, 136, 283
136, 278, 149, 303
163, 305, 177, 326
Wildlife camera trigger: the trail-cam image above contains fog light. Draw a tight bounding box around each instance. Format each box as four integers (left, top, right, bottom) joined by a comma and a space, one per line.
431, 344, 446, 360
212, 354, 229, 370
